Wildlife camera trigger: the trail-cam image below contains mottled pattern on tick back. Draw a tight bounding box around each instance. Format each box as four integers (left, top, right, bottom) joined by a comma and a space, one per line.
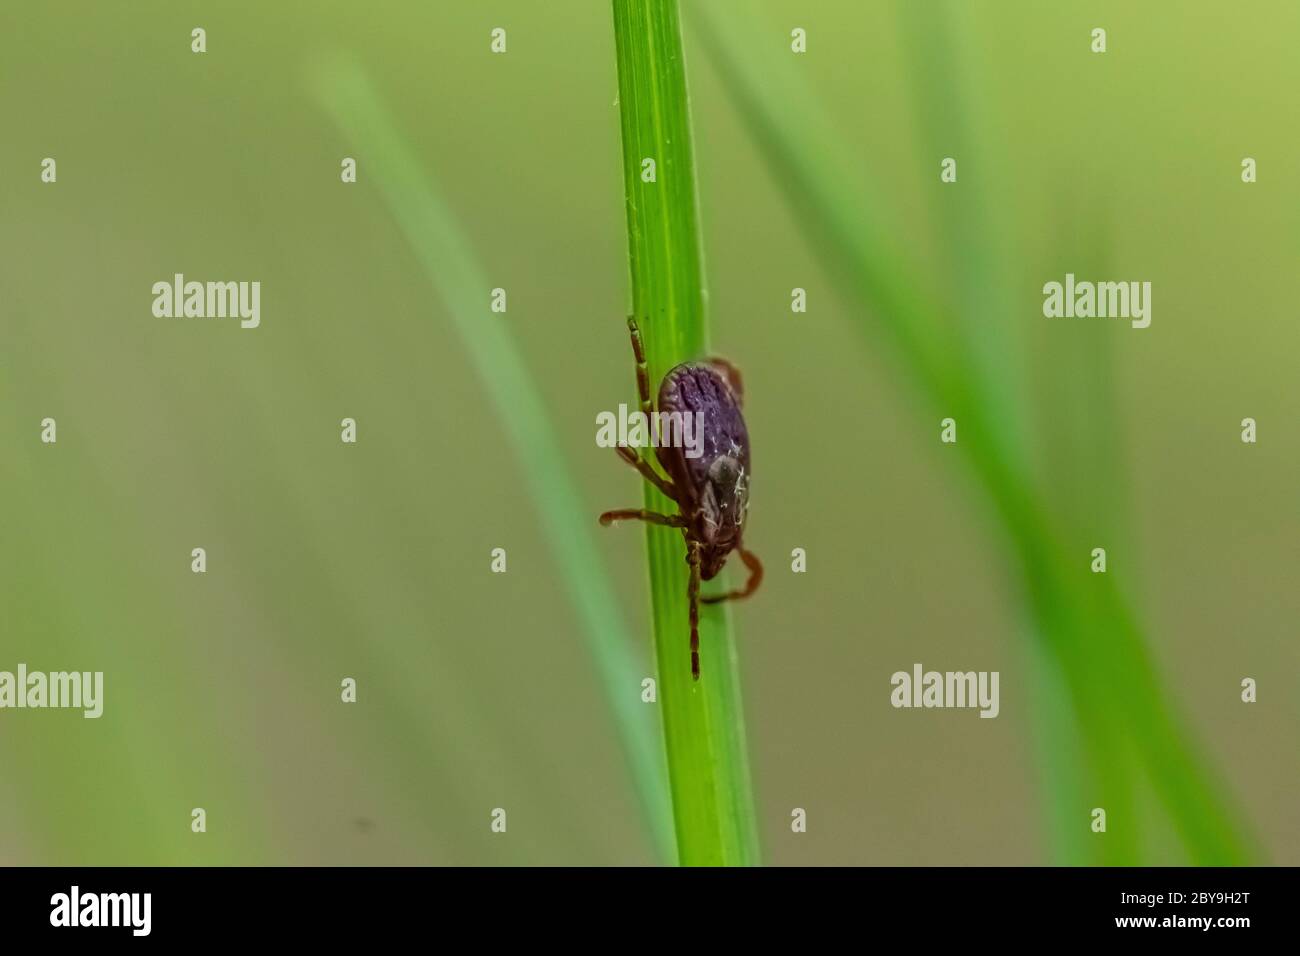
657, 361, 750, 580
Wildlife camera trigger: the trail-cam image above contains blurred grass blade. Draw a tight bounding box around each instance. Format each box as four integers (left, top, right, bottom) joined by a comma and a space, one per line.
612, 0, 760, 866
896, 2, 1138, 863
897, 1, 1028, 476
690, 2, 1254, 864
309, 58, 674, 863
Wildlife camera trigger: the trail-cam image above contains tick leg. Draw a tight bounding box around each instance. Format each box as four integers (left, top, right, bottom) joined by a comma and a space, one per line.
687, 542, 702, 681
599, 508, 686, 528
701, 545, 764, 604
615, 445, 678, 500
627, 315, 654, 420
621, 317, 680, 498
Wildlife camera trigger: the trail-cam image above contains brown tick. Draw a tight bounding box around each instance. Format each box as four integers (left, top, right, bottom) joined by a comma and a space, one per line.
600, 316, 763, 681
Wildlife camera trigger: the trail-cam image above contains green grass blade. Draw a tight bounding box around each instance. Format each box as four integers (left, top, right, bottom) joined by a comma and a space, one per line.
309, 58, 675, 864
691, 2, 1254, 865
612, 0, 760, 866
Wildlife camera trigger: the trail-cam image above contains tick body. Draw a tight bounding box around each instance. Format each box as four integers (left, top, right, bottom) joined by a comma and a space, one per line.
600, 316, 763, 680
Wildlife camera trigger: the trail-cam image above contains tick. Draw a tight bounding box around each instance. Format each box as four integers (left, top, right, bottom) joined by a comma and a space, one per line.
599, 316, 763, 681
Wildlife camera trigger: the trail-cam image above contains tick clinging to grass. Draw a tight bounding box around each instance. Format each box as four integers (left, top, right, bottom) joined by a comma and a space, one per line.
600, 316, 763, 681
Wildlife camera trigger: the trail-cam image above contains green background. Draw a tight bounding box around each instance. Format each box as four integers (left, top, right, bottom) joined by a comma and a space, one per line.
1, 0, 1295, 865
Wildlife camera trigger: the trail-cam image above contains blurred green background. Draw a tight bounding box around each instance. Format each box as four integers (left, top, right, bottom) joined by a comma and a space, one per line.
1, 0, 1296, 865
